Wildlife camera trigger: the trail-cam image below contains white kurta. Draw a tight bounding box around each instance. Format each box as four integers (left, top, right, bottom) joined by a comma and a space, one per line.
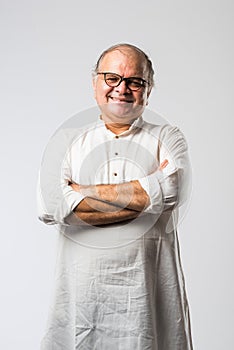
38, 115, 193, 350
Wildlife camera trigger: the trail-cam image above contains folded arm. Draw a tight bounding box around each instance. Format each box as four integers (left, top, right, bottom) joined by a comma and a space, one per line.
68, 181, 147, 225
69, 160, 168, 226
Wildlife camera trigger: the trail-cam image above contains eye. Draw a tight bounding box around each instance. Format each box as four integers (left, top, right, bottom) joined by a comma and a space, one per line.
105, 74, 120, 84
128, 79, 144, 88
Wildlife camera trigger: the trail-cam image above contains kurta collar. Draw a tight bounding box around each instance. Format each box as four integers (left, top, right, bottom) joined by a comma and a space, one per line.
98, 115, 144, 137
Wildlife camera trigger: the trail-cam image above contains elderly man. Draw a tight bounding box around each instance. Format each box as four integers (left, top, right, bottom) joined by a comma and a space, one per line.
38, 43, 193, 350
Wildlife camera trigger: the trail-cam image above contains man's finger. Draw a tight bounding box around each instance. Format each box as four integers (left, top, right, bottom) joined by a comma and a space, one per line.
159, 159, 169, 170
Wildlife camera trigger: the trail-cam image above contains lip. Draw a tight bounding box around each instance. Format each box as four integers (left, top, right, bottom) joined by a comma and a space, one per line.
109, 96, 133, 103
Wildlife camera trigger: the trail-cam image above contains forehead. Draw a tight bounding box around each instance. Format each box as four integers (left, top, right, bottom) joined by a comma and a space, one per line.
99, 48, 147, 76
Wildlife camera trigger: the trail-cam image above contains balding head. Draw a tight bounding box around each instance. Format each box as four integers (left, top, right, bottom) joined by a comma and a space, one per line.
94, 43, 155, 88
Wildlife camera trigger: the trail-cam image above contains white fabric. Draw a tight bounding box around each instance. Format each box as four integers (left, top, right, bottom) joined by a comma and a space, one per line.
38, 116, 193, 350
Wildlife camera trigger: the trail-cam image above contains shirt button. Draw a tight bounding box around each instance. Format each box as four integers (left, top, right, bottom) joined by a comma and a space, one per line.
113, 172, 118, 176
115, 135, 119, 139
115, 152, 118, 156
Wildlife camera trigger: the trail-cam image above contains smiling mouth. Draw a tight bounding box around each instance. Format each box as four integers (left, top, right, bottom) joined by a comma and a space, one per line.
109, 97, 133, 103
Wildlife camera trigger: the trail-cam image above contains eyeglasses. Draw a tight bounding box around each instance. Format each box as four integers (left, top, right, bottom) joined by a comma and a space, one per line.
97, 72, 148, 91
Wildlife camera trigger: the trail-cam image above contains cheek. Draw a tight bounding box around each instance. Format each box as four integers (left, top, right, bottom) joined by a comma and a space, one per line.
95, 85, 112, 102
135, 91, 148, 106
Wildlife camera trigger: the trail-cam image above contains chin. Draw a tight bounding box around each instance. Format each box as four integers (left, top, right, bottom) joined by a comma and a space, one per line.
99, 103, 144, 123
109, 104, 142, 120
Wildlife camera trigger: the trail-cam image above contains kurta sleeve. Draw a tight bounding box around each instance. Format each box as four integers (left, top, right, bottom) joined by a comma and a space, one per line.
138, 124, 192, 215
37, 128, 85, 225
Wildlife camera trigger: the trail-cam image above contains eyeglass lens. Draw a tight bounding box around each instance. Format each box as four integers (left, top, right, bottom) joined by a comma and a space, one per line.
104, 73, 146, 91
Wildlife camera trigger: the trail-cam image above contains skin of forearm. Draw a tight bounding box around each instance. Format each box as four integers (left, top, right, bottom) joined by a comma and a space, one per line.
70, 160, 168, 215
72, 195, 140, 226
84, 160, 168, 210
68, 160, 169, 226
73, 180, 149, 212
70, 179, 149, 226
74, 207, 139, 226
75, 197, 126, 213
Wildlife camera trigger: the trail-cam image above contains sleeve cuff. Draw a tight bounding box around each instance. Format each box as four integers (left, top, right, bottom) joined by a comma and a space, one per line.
138, 171, 163, 214
54, 187, 85, 224
38, 185, 85, 225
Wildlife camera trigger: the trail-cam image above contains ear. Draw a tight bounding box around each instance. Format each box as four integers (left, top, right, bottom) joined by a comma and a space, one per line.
145, 86, 152, 106
92, 76, 97, 96
147, 86, 152, 98
92, 76, 97, 99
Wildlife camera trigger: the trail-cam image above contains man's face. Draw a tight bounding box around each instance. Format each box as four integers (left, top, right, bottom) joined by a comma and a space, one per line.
93, 49, 151, 125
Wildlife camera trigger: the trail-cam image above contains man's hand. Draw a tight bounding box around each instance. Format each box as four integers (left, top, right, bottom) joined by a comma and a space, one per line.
69, 159, 168, 209
68, 160, 168, 226
69, 182, 80, 193
70, 180, 149, 212
159, 159, 168, 170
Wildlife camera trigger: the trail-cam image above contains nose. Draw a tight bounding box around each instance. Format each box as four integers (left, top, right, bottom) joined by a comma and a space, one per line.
115, 80, 130, 93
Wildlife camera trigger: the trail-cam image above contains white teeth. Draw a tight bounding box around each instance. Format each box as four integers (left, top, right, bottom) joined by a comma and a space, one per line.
110, 97, 131, 102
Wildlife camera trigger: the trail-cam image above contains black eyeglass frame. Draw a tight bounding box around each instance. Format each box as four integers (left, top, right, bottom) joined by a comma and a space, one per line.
97, 72, 149, 91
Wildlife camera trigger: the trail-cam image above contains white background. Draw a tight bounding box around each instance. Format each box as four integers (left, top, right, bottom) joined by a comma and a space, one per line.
1, 0, 233, 349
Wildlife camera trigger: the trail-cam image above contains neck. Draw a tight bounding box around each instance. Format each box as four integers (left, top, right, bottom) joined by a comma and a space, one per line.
100, 115, 138, 135
105, 122, 132, 135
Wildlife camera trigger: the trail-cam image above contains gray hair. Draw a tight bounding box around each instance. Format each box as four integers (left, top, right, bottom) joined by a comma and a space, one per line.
93, 43, 155, 88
